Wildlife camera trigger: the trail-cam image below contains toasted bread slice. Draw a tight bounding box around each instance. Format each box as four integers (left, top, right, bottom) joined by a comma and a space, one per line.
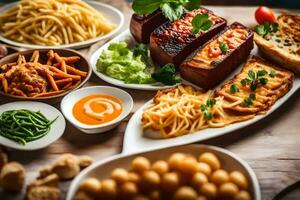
254, 14, 300, 75
216, 56, 294, 115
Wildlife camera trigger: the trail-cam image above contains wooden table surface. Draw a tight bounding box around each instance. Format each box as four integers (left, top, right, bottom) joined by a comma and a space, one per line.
0, 1, 300, 200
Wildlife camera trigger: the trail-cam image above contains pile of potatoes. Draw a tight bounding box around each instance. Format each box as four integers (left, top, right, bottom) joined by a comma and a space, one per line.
74, 152, 252, 200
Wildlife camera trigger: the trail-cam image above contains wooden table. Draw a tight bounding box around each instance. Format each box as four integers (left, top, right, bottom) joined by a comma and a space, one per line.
0, 1, 299, 200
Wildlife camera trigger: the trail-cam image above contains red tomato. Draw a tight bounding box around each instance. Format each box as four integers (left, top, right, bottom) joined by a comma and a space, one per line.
255, 6, 276, 24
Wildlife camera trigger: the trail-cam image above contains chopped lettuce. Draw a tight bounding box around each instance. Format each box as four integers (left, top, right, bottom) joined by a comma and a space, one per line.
96, 42, 155, 84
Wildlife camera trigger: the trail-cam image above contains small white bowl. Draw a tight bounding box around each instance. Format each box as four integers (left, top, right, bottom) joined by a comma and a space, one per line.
66, 144, 261, 200
60, 86, 133, 134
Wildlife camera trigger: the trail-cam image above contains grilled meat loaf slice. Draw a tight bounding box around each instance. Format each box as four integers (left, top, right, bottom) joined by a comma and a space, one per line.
150, 8, 226, 67
130, 11, 168, 43
180, 22, 253, 90
216, 56, 294, 115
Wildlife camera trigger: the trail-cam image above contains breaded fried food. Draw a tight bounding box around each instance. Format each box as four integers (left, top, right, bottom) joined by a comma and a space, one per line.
0, 161, 26, 192
26, 186, 60, 200
216, 56, 294, 114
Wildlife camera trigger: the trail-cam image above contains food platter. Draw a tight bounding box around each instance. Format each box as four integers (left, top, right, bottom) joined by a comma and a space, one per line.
67, 144, 261, 200
0, 1, 124, 49
122, 45, 300, 153
90, 29, 174, 91
0, 101, 65, 150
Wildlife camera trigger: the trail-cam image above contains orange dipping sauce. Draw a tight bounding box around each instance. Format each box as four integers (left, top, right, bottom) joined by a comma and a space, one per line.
73, 94, 123, 125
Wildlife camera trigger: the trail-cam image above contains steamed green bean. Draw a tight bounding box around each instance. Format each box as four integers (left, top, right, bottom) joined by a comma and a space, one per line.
0, 109, 58, 145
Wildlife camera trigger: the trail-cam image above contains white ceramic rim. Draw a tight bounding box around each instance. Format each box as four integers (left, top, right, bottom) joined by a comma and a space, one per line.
89, 29, 175, 91
66, 144, 261, 200
0, 1, 125, 49
0, 101, 66, 151
60, 86, 133, 130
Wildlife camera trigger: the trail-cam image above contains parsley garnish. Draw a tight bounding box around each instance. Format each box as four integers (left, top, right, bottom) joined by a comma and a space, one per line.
240, 70, 269, 91
269, 70, 277, 78
191, 14, 213, 35
132, 0, 201, 21
255, 22, 278, 38
219, 42, 229, 54
151, 63, 181, 85
243, 93, 256, 107
201, 98, 216, 120
230, 84, 239, 94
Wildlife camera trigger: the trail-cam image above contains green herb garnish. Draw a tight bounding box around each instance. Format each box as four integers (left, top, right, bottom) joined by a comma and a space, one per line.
240, 70, 270, 91
133, 43, 149, 63
191, 13, 213, 35
201, 98, 216, 120
255, 22, 278, 38
151, 63, 181, 86
132, 0, 201, 21
219, 42, 229, 54
269, 70, 277, 78
230, 84, 239, 94
243, 93, 256, 107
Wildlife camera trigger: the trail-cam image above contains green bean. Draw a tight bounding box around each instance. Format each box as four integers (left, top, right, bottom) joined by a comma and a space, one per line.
0, 129, 26, 145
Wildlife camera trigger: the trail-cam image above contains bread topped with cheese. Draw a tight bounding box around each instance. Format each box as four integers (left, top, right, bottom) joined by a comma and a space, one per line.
254, 14, 300, 75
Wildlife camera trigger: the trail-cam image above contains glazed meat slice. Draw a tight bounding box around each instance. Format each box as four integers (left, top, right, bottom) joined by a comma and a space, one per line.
130, 11, 168, 43
150, 8, 227, 67
180, 22, 254, 90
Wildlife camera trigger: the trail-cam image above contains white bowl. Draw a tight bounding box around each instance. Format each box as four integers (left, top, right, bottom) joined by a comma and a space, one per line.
66, 144, 261, 200
0, 101, 65, 150
60, 86, 133, 134
0, 1, 124, 49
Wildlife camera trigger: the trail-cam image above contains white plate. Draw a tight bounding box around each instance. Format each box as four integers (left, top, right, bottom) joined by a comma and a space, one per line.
61, 86, 133, 134
0, 101, 66, 150
0, 1, 124, 49
123, 46, 300, 154
66, 144, 261, 200
90, 29, 174, 91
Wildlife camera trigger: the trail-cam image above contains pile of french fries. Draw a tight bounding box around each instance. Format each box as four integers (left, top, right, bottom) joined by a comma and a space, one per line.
0, 50, 87, 97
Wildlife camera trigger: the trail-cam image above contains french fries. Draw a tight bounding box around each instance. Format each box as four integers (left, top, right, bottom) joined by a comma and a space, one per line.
0, 50, 87, 98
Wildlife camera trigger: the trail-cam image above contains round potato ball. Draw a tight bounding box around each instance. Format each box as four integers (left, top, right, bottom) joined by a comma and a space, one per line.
198, 152, 220, 171
219, 182, 239, 197
149, 190, 161, 200
173, 186, 198, 200
191, 172, 208, 188
179, 156, 198, 174
161, 172, 181, 191
111, 168, 129, 183
210, 169, 229, 185
196, 196, 207, 200
120, 182, 138, 197
230, 171, 248, 190
79, 178, 101, 196
133, 194, 150, 200
132, 157, 151, 173
0, 162, 25, 192
234, 190, 252, 200
100, 179, 118, 199
151, 160, 169, 175
168, 153, 186, 170
197, 162, 212, 176
141, 170, 160, 189
128, 172, 141, 184
199, 182, 218, 198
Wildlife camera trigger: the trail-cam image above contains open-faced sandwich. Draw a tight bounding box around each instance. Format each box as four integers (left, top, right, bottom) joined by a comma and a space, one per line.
254, 14, 300, 75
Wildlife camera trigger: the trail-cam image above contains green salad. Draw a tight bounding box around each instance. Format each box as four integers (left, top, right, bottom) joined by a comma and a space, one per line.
96, 42, 181, 86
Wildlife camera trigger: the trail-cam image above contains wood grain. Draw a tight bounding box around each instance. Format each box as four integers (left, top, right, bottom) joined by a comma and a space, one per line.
0, 2, 299, 200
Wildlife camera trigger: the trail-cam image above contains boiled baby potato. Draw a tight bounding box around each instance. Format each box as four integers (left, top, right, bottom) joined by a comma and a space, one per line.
128, 172, 141, 184
179, 156, 199, 174
191, 172, 208, 188
161, 172, 182, 191
120, 181, 139, 197
100, 179, 117, 199
151, 160, 169, 175
219, 182, 239, 198
230, 171, 248, 190
197, 162, 212, 176
168, 153, 186, 170
111, 168, 129, 184
234, 190, 252, 200
79, 177, 101, 196
131, 156, 151, 173
141, 170, 160, 190
173, 186, 198, 200
210, 169, 229, 185
199, 182, 218, 198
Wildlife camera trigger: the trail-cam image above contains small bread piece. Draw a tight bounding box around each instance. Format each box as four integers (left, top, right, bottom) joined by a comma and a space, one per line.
26, 186, 60, 200
216, 56, 294, 114
51, 154, 80, 180
29, 174, 59, 189
0, 161, 25, 192
78, 155, 93, 169
38, 165, 53, 179
254, 14, 300, 75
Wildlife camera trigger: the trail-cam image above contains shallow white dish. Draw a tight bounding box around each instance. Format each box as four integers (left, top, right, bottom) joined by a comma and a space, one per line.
67, 144, 261, 200
0, 1, 124, 49
61, 86, 133, 134
123, 46, 300, 153
90, 29, 174, 91
0, 101, 65, 151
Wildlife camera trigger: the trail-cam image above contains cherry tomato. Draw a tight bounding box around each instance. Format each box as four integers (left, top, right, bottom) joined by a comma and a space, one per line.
255, 6, 276, 25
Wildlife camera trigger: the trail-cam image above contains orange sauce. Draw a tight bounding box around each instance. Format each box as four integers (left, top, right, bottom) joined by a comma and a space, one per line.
73, 94, 123, 125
